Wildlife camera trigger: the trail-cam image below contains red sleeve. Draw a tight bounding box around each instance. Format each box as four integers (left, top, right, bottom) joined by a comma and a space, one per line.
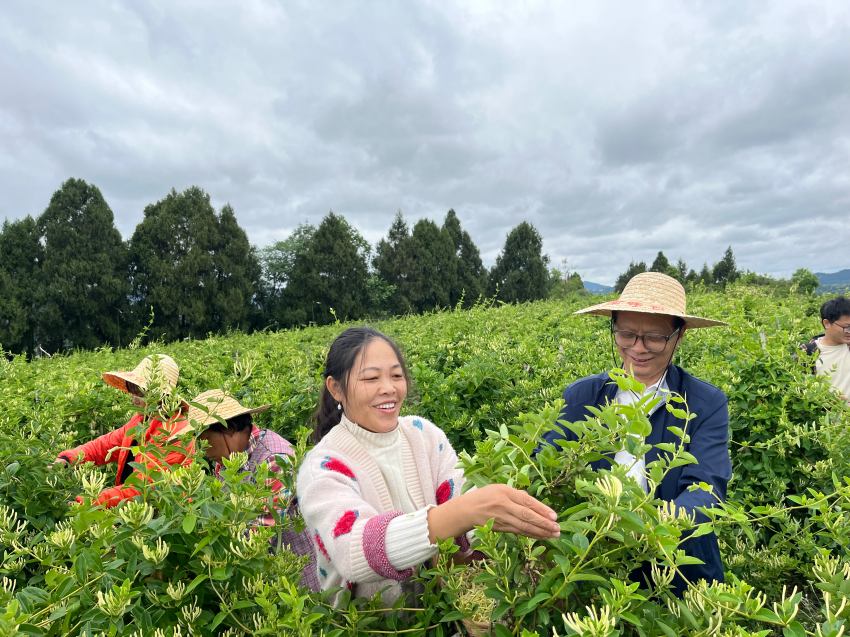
84, 416, 196, 509
91, 485, 142, 508
121, 416, 195, 491
57, 414, 143, 465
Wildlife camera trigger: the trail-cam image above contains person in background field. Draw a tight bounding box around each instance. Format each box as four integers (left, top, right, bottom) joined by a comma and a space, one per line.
540, 272, 731, 595
187, 389, 318, 590
296, 327, 561, 604
801, 296, 850, 403
55, 354, 193, 508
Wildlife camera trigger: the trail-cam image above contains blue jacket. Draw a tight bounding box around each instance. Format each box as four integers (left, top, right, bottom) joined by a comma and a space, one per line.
541, 364, 731, 591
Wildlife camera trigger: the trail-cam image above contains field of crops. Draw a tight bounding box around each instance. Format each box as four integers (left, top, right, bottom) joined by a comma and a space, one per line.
2, 284, 850, 636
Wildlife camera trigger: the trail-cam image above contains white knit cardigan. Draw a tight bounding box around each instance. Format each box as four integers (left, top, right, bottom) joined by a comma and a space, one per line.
296, 414, 468, 603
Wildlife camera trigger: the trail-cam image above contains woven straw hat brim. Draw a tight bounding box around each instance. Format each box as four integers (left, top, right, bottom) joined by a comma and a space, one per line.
102, 354, 180, 395
102, 371, 146, 394
574, 301, 726, 328
186, 391, 271, 428
573, 271, 726, 328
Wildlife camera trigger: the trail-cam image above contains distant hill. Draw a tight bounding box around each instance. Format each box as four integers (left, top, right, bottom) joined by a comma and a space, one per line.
816, 269, 850, 293
584, 280, 614, 294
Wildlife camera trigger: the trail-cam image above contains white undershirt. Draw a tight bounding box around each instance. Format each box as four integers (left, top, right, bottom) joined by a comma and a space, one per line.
341, 418, 436, 571
816, 338, 850, 403
613, 378, 669, 493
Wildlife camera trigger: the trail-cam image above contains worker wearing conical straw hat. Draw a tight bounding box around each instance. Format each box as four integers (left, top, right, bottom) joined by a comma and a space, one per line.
187, 389, 318, 591
540, 272, 731, 595
55, 354, 192, 508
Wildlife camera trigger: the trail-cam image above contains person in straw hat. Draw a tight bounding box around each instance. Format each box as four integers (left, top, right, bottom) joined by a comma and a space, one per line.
540, 271, 731, 595
187, 389, 318, 590
55, 354, 193, 508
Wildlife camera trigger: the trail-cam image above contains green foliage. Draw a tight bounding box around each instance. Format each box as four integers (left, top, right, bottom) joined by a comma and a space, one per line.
373, 211, 415, 315
284, 212, 370, 325
549, 268, 587, 300
443, 209, 487, 308
213, 205, 261, 332
713, 246, 739, 287
407, 218, 457, 312
257, 224, 316, 327
0, 216, 41, 355
34, 179, 131, 352
2, 287, 850, 635
488, 221, 550, 303
128, 187, 258, 341
791, 268, 820, 295
615, 261, 647, 293
650, 251, 680, 280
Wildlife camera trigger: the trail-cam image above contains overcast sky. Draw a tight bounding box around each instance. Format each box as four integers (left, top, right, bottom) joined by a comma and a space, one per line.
2, 1, 849, 284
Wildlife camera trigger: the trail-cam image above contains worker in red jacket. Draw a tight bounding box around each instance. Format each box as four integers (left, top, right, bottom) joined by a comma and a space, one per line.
55, 354, 194, 508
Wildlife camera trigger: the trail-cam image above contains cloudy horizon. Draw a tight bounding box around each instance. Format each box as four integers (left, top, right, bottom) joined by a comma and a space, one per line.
2, 1, 849, 285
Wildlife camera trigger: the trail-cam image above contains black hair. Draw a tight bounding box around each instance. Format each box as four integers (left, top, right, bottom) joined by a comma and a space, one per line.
610, 310, 685, 331
312, 326, 410, 443
820, 296, 850, 323
204, 413, 253, 434
125, 381, 144, 397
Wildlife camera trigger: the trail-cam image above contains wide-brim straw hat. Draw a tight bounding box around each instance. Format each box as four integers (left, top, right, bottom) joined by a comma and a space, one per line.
575, 272, 726, 328
102, 354, 180, 395
187, 389, 271, 429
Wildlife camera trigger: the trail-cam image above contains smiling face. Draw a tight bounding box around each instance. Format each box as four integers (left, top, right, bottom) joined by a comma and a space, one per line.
613, 311, 684, 386
327, 338, 408, 433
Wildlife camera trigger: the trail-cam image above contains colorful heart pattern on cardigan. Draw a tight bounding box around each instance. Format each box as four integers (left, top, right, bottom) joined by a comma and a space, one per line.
333, 510, 360, 538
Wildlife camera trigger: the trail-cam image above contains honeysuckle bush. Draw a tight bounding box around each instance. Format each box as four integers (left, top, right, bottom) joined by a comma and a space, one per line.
421, 371, 850, 636
0, 389, 326, 637
1, 285, 850, 634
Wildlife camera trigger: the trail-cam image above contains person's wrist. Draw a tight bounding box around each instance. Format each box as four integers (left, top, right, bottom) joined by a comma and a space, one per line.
428, 495, 472, 543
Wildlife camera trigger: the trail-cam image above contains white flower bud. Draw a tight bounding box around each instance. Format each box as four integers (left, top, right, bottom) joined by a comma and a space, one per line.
141, 537, 170, 566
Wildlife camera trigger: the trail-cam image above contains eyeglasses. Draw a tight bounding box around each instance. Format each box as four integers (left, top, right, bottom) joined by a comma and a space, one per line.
830, 322, 850, 335
612, 328, 681, 353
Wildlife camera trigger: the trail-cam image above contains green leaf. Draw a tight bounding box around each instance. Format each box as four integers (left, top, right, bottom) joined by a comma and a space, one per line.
571, 532, 589, 552
515, 592, 551, 617
182, 513, 197, 534
783, 622, 806, 637
656, 620, 679, 637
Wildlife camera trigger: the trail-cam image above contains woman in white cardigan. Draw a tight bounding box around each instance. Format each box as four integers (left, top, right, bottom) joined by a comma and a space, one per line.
296, 327, 560, 602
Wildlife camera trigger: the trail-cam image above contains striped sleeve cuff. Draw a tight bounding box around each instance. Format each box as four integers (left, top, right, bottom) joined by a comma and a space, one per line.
385, 507, 437, 571
349, 511, 419, 583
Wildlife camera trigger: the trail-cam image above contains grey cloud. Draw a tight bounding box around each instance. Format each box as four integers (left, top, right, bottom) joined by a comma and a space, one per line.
2, 1, 850, 286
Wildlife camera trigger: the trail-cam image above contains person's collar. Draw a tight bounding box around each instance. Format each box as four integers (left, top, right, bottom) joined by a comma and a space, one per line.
246, 424, 261, 455
339, 413, 400, 448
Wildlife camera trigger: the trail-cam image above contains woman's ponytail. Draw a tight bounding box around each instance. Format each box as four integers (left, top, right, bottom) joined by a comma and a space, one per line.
313, 387, 342, 443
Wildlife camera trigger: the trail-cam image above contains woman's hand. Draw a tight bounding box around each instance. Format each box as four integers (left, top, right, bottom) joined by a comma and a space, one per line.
427, 483, 560, 542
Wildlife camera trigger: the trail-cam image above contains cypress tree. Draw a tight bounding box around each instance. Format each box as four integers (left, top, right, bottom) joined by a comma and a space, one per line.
34, 179, 130, 351
212, 204, 260, 332
0, 216, 42, 354
284, 212, 370, 325
129, 187, 222, 340
712, 246, 739, 287
373, 212, 414, 315
407, 218, 456, 312
488, 222, 550, 303
442, 209, 486, 307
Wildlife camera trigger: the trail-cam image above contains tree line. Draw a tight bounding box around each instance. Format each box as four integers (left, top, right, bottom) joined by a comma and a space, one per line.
0, 179, 581, 355
1, 178, 817, 356
614, 250, 821, 295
